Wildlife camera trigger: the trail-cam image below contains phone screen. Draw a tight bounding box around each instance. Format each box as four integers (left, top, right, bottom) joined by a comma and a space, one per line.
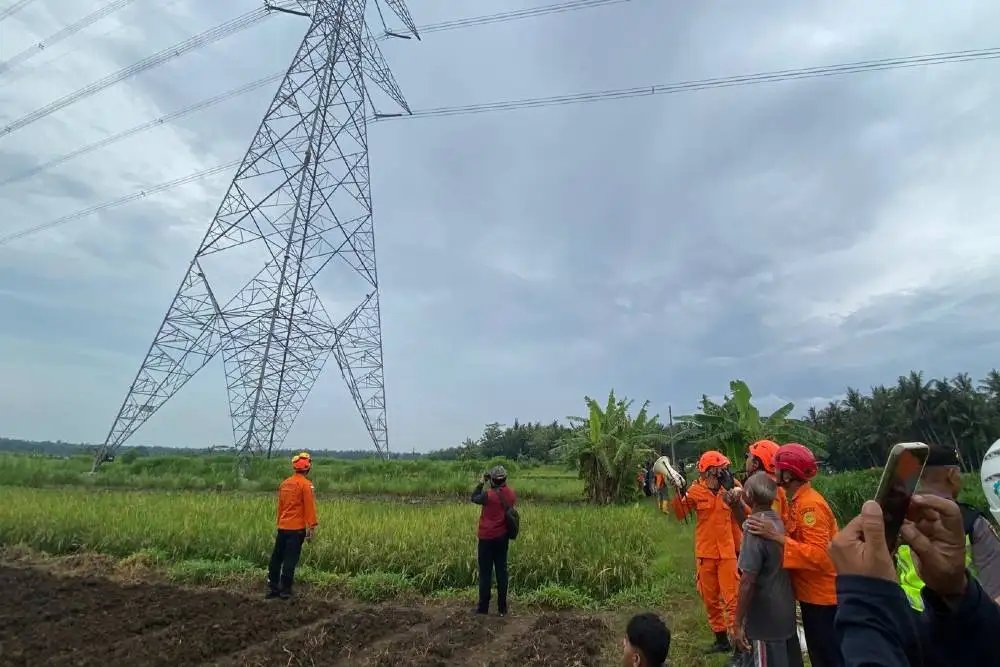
874, 444, 929, 551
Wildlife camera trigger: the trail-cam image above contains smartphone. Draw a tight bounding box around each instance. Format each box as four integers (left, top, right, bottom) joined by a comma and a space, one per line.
874, 442, 930, 551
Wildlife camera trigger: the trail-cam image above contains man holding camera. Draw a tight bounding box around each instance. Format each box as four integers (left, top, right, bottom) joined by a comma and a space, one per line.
671, 450, 742, 654
471, 465, 516, 617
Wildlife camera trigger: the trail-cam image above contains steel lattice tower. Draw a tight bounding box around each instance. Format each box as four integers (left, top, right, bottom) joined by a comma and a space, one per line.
92, 0, 418, 471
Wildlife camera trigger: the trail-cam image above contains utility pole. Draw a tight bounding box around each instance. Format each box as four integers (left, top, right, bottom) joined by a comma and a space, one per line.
92, 0, 419, 472
668, 405, 676, 462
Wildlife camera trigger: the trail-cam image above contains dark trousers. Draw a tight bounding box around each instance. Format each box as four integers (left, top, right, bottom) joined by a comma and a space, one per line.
749, 637, 805, 667
800, 602, 842, 667
477, 537, 509, 613
268, 529, 306, 593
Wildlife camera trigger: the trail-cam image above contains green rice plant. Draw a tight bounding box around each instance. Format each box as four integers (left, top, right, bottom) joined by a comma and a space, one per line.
0, 487, 687, 600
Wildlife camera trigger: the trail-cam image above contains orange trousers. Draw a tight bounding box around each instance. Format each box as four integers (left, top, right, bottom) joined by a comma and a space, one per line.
696, 557, 738, 633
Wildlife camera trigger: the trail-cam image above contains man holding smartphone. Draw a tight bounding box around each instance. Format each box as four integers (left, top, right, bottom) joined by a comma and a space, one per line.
897, 442, 1000, 608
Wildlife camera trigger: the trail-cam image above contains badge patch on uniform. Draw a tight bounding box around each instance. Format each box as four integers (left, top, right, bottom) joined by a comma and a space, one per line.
771, 500, 780, 512
802, 511, 816, 527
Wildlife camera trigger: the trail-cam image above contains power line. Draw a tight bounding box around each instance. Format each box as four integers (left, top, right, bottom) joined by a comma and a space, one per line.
389, 46, 1000, 120
0, 5, 277, 139
412, 0, 630, 35
0, 0, 143, 76
0, 0, 628, 185
3, 45, 998, 246
0, 161, 238, 246
0, 0, 39, 22
0, 73, 283, 188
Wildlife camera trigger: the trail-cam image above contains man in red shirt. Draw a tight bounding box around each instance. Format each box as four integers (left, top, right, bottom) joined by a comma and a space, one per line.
267, 451, 318, 599
471, 464, 516, 617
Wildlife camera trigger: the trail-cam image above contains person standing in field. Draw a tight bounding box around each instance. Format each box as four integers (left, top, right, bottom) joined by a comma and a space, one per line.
267, 451, 318, 600
671, 450, 741, 654
745, 443, 841, 667
733, 472, 803, 667
471, 464, 516, 617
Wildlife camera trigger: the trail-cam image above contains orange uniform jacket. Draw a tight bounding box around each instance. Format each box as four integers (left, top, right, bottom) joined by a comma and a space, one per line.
783, 483, 837, 605
672, 480, 739, 559
276, 473, 319, 531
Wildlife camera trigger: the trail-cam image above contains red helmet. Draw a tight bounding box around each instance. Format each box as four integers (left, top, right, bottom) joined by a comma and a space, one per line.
291, 451, 312, 472
748, 439, 779, 473
774, 443, 817, 480
697, 450, 730, 473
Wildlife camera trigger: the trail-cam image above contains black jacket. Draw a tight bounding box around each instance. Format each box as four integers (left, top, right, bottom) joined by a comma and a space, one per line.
835, 573, 1000, 667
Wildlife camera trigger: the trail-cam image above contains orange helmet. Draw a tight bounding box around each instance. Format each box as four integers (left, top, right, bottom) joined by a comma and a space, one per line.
291, 451, 312, 472
748, 439, 779, 473
697, 450, 730, 473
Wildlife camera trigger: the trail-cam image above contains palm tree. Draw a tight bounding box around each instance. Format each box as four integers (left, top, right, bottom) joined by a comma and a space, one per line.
672, 380, 827, 467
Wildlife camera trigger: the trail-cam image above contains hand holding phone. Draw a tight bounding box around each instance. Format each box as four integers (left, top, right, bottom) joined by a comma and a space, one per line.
873, 442, 930, 552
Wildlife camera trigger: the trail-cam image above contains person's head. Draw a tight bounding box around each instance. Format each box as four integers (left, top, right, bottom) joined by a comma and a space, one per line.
488, 464, 507, 487
744, 471, 778, 512
622, 612, 670, 667
773, 443, 817, 488
291, 451, 311, 475
746, 439, 779, 475
697, 451, 730, 490
919, 443, 963, 499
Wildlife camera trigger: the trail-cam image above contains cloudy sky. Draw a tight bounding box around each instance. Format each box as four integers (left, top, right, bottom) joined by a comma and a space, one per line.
2, 0, 999, 454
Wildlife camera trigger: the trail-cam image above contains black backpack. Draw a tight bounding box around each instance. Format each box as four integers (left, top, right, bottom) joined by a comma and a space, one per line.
494, 489, 520, 540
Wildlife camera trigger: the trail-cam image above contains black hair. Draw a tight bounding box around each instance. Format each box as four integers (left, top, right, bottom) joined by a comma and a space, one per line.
626, 612, 670, 666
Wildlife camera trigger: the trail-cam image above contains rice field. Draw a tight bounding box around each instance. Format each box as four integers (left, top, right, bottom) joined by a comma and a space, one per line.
0, 485, 694, 607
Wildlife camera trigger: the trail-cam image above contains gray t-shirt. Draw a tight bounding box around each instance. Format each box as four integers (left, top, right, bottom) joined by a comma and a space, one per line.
738, 510, 796, 641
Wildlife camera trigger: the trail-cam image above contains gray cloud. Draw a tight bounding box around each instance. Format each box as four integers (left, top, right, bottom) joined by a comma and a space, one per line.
2, 0, 1000, 452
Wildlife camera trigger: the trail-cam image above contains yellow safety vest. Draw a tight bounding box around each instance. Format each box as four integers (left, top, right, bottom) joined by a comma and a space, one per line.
897, 539, 974, 612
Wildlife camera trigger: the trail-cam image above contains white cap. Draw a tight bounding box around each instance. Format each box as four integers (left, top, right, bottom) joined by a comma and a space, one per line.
982, 438, 1000, 524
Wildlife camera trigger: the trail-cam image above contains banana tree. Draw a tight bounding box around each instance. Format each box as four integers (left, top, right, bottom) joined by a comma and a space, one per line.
555, 390, 669, 503
672, 380, 827, 467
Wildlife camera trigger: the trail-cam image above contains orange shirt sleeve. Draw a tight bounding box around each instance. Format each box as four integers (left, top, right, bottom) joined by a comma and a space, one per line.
302, 477, 318, 527
783, 500, 836, 574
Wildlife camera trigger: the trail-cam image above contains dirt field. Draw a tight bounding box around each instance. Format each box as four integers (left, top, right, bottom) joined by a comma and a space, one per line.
0, 555, 612, 667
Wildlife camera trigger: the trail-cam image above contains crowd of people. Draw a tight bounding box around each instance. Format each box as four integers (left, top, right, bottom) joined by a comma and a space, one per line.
260, 445, 1000, 667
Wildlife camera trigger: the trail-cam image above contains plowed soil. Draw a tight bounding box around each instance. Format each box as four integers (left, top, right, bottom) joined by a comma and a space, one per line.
0, 559, 612, 667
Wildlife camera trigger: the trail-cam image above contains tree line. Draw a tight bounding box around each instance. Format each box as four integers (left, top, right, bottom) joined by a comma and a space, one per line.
442, 370, 1000, 474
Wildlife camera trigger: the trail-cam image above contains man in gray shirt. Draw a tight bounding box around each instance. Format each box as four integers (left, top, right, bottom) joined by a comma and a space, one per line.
734, 472, 804, 667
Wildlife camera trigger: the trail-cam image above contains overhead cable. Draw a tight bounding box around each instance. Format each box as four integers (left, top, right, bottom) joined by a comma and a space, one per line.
0, 161, 239, 246
3, 45, 999, 245
0, 0, 39, 22
1, 0, 631, 184
0, 0, 143, 76
386, 46, 1000, 120
0, 6, 276, 139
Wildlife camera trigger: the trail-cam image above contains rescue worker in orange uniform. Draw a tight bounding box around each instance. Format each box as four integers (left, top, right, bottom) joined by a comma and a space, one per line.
744, 439, 789, 522
745, 443, 842, 667
267, 451, 318, 599
671, 451, 741, 654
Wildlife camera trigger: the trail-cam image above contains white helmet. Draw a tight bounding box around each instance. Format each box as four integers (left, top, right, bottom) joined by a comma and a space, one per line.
982, 438, 1000, 524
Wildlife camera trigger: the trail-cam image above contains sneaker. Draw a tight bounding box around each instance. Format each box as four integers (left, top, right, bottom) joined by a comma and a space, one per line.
278, 590, 292, 600
266, 590, 281, 599
473, 608, 488, 615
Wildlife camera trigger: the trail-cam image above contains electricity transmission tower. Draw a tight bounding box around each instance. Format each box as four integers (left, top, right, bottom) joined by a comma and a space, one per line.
92, 0, 418, 471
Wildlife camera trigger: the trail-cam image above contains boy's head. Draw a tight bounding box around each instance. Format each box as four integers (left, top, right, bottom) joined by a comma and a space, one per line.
744, 471, 777, 511
622, 612, 670, 667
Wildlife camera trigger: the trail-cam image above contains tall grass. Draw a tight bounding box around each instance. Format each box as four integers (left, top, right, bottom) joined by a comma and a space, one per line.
0, 454, 584, 502
0, 486, 681, 600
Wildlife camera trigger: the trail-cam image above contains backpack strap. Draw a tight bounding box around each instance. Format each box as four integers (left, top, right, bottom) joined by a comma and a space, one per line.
494, 488, 512, 511
957, 502, 995, 543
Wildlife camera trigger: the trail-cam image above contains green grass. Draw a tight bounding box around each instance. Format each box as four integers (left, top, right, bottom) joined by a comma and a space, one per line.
0, 453, 585, 502
0, 485, 689, 604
